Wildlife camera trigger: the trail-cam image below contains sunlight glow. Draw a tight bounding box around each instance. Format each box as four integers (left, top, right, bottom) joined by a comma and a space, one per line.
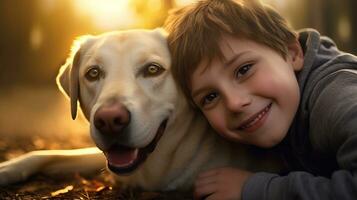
30, 25, 43, 50
338, 16, 351, 43
175, 0, 195, 6
261, 0, 288, 10
39, 0, 57, 14
73, 0, 137, 30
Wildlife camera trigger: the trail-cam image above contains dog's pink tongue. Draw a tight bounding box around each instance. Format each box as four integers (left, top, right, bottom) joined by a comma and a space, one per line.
106, 148, 138, 167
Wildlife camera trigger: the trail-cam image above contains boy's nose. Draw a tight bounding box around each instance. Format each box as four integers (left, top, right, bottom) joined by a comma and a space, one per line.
224, 92, 251, 113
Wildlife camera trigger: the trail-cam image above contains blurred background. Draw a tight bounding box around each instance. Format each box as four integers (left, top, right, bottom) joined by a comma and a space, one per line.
0, 0, 356, 151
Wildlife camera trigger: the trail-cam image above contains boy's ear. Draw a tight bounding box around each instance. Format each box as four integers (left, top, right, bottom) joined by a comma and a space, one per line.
56, 36, 92, 120
287, 39, 304, 72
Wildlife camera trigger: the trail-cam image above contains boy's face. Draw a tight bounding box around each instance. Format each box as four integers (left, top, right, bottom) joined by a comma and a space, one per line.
190, 35, 304, 148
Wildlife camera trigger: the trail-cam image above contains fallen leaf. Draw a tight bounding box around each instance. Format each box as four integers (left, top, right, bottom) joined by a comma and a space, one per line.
75, 174, 108, 192
51, 185, 74, 197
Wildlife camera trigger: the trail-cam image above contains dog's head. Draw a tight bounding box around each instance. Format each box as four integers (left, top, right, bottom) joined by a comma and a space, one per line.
57, 29, 177, 174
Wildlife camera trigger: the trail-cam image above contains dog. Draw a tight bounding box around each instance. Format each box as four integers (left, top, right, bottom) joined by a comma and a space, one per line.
0, 29, 282, 191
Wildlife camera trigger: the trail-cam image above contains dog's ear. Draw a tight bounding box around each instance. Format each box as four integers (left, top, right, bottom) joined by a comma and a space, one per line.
56, 45, 81, 120
56, 36, 92, 120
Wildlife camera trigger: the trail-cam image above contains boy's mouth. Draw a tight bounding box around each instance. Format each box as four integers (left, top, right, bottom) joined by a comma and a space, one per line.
238, 103, 272, 132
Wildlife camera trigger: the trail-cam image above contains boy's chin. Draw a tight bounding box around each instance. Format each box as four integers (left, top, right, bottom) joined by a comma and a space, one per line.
253, 135, 286, 149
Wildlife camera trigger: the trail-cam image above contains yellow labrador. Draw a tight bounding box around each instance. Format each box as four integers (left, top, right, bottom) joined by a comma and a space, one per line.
0, 29, 281, 191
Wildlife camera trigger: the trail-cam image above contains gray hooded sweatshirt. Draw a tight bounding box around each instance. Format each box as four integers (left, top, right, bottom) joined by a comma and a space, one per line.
242, 29, 357, 200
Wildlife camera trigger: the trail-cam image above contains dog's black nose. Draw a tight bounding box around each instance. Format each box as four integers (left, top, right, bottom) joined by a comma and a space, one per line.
94, 102, 130, 135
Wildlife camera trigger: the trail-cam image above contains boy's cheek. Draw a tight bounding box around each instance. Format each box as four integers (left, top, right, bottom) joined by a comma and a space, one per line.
204, 112, 224, 133
206, 114, 229, 137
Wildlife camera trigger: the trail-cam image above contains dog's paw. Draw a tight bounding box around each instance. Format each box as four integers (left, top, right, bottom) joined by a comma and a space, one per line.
0, 152, 43, 186
0, 165, 27, 186
0, 162, 27, 186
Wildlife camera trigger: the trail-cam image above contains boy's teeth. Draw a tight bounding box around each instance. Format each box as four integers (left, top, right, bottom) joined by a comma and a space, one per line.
240, 104, 271, 129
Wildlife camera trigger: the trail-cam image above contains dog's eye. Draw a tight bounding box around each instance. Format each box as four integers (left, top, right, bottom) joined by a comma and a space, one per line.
85, 66, 101, 81
143, 63, 164, 77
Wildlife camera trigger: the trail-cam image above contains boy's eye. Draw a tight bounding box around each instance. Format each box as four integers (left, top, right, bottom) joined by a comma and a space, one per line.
235, 63, 253, 79
202, 92, 218, 106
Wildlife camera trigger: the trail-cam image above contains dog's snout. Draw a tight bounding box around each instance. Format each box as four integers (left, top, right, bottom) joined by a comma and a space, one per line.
94, 103, 130, 135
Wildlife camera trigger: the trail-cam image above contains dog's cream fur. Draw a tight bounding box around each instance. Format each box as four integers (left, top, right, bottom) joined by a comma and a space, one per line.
0, 29, 282, 191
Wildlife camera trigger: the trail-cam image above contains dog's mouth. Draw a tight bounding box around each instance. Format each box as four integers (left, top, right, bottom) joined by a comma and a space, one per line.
104, 119, 168, 174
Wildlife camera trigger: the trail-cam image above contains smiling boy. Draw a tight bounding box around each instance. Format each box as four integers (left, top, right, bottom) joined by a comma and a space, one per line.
190, 34, 302, 148
164, 0, 357, 199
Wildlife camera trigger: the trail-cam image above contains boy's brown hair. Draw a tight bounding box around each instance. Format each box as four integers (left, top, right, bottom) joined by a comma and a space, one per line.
164, 0, 297, 106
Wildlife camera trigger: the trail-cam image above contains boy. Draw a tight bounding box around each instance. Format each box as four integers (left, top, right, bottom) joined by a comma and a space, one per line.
164, 0, 357, 199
